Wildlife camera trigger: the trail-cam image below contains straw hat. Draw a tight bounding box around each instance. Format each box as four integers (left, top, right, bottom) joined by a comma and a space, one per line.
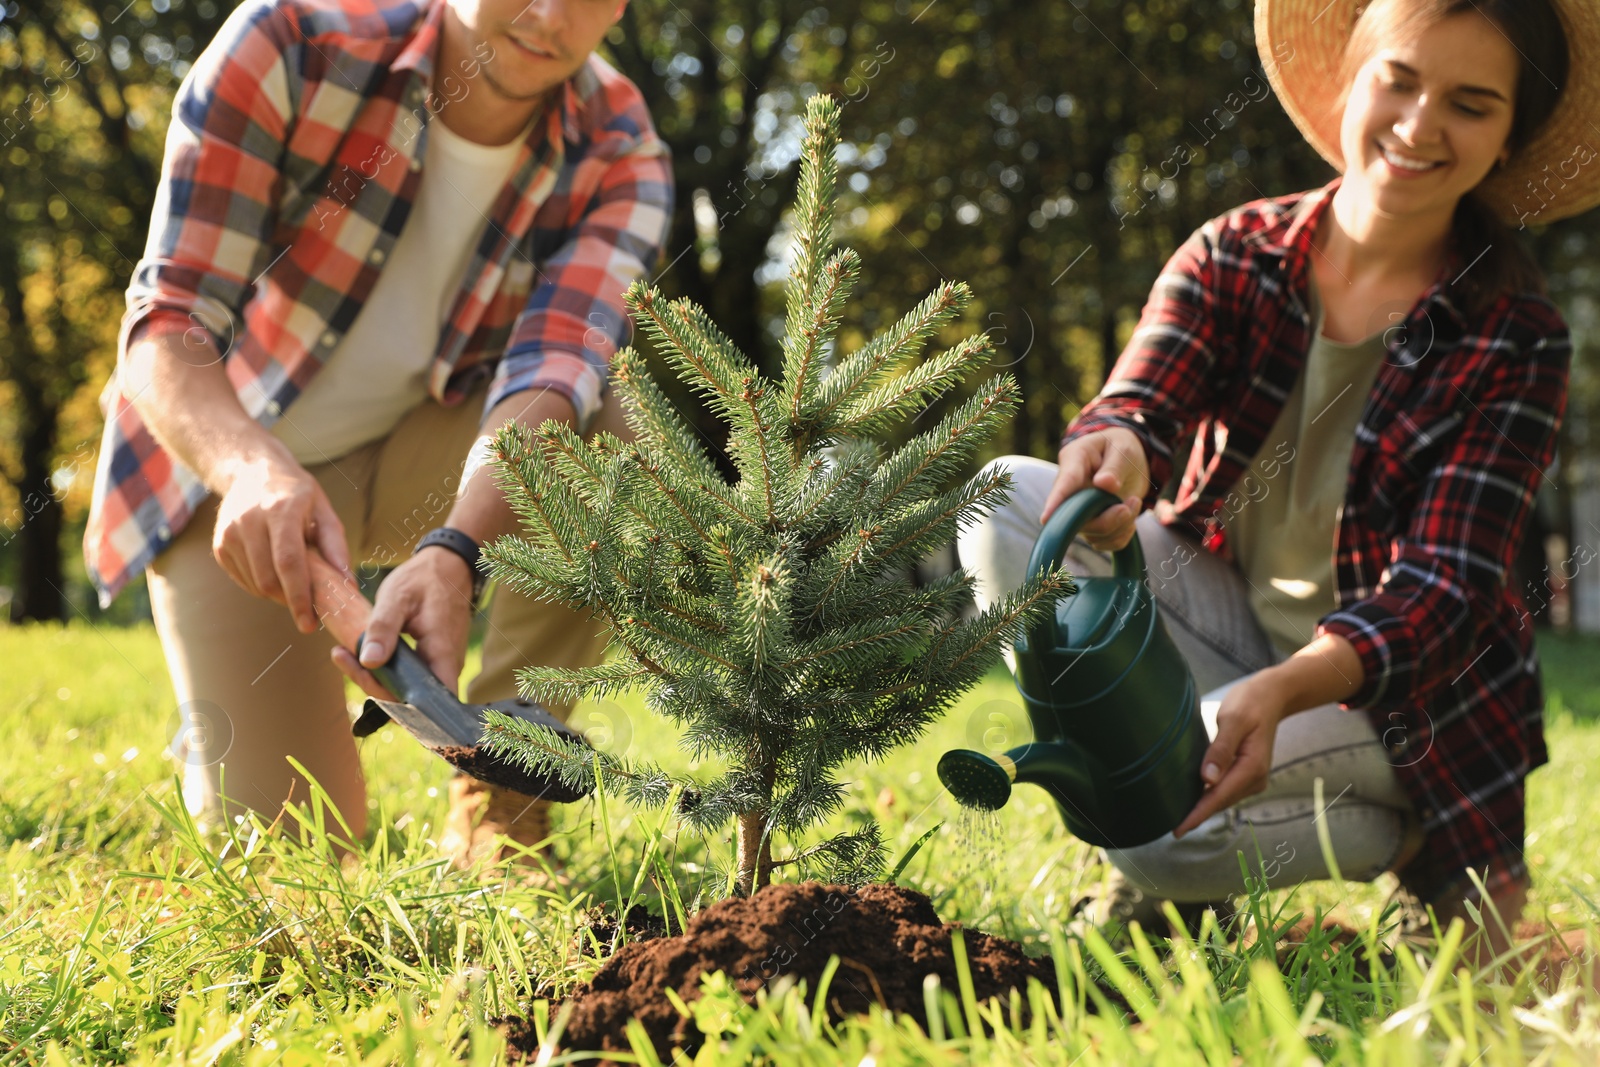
1255, 0, 1600, 225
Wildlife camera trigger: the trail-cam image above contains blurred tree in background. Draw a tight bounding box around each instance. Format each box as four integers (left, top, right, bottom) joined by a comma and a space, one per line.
0, 0, 227, 620
3, 0, 1598, 622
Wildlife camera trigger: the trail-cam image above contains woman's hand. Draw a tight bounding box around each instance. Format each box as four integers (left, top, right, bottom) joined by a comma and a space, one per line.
1170, 636, 1365, 838
1171, 671, 1292, 838
1039, 426, 1152, 551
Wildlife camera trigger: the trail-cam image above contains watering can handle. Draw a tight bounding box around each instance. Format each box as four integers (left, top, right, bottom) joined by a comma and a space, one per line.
1026, 487, 1147, 583
1023, 487, 1147, 650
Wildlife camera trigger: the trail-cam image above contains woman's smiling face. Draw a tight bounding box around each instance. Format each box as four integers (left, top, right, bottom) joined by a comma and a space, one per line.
1337, 12, 1520, 219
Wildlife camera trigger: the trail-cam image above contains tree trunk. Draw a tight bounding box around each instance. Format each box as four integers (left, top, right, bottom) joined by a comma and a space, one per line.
1551, 420, 1577, 631
9, 401, 65, 623
1099, 305, 1120, 395
0, 227, 67, 623
734, 810, 776, 897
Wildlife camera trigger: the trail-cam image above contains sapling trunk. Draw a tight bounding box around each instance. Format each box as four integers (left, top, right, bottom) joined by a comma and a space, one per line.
734, 810, 775, 896
734, 759, 779, 895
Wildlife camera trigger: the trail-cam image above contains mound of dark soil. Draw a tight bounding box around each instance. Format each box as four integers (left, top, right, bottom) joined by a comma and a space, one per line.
504, 881, 1064, 1060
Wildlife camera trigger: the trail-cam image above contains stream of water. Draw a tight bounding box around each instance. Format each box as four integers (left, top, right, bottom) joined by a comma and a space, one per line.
950, 806, 1006, 893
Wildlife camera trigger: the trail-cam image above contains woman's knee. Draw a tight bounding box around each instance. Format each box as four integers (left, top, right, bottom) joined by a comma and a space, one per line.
959, 456, 1063, 605
1105, 801, 1412, 901
1105, 824, 1252, 902
978, 455, 1060, 511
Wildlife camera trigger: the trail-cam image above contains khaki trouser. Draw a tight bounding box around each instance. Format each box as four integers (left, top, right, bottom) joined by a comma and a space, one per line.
147, 388, 621, 838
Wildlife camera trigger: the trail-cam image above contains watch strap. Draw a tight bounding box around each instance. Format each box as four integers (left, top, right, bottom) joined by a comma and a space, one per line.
414, 526, 486, 607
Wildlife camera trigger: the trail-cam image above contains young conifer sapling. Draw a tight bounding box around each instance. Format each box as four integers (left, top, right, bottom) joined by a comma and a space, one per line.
478, 94, 1071, 897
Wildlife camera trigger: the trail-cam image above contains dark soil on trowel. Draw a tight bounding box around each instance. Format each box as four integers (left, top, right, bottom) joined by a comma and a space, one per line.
434, 743, 580, 799
503, 881, 1085, 1060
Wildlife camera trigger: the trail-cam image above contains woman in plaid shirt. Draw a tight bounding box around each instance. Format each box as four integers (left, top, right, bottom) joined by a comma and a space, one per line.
962, 0, 1596, 974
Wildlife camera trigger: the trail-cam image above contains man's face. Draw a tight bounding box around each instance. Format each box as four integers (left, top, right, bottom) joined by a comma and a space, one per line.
446, 0, 626, 102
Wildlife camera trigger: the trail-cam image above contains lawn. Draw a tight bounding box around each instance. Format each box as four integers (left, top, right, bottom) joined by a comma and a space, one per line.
2, 621, 1598, 1064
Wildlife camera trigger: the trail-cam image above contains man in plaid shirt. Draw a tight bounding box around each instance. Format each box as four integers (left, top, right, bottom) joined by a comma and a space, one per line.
83, 0, 671, 864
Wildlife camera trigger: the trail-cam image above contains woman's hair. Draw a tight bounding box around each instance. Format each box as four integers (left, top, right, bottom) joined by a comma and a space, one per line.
1333, 0, 1571, 310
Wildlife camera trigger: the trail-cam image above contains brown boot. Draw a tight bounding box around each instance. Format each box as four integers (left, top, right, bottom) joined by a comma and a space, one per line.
441, 775, 557, 873
1067, 865, 1234, 945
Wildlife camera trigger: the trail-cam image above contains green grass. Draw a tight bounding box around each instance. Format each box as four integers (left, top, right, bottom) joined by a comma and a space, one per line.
2, 622, 1598, 1064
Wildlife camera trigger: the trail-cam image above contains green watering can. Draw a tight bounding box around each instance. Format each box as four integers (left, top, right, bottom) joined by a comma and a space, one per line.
938, 488, 1209, 848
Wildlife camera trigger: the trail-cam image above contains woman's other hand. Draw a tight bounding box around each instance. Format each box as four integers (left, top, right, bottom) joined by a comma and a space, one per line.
1170, 671, 1292, 838
1039, 426, 1152, 550
1170, 636, 1365, 839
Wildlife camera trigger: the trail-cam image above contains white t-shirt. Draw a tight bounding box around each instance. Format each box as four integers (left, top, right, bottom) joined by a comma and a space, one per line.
271, 116, 532, 464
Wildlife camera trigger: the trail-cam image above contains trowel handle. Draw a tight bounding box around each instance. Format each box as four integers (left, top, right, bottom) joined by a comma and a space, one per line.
307, 549, 373, 653
306, 550, 448, 718
1027, 487, 1147, 584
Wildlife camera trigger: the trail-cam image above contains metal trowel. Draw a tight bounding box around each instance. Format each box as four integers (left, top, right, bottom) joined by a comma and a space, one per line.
307, 549, 591, 803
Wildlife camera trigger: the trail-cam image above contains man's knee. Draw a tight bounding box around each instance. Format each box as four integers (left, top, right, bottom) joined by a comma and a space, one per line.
469, 584, 610, 710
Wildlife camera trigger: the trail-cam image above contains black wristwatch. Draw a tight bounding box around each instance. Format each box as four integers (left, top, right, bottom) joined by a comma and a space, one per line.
414, 526, 486, 608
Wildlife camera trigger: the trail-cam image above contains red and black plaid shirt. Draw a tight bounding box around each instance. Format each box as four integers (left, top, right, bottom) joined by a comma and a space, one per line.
1065, 180, 1569, 907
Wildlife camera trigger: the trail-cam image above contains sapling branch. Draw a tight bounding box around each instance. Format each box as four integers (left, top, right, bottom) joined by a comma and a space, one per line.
618, 616, 739, 672
488, 426, 575, 565
870, 382, 1017, 513
482, 710, 645, 801
802, 282, 968, 430
784, 251, 860, 439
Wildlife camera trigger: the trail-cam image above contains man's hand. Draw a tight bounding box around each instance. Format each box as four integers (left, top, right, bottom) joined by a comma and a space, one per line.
1170, 671, 1291, 839
328, 388, 578, 699
212, 452, 350, 633
1039, 426, 1152, 550
330, 544, 478, 699
123, 328, 352, 631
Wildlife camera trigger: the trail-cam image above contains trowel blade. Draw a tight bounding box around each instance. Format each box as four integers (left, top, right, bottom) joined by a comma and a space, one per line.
360, 697, 474, 751
358, 696, 591, 802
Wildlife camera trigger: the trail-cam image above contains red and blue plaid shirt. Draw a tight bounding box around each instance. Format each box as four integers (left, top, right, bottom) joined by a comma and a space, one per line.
1066, 180, 1569, 907
85, 0, 672, 603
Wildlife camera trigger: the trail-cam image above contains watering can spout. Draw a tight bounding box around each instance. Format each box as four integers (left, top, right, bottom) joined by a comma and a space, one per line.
932, 487, 1212, 850
937, 740, 1106, 826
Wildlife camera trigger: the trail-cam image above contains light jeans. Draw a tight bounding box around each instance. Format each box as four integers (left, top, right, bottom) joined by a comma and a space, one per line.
957, 456, 1423, 901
